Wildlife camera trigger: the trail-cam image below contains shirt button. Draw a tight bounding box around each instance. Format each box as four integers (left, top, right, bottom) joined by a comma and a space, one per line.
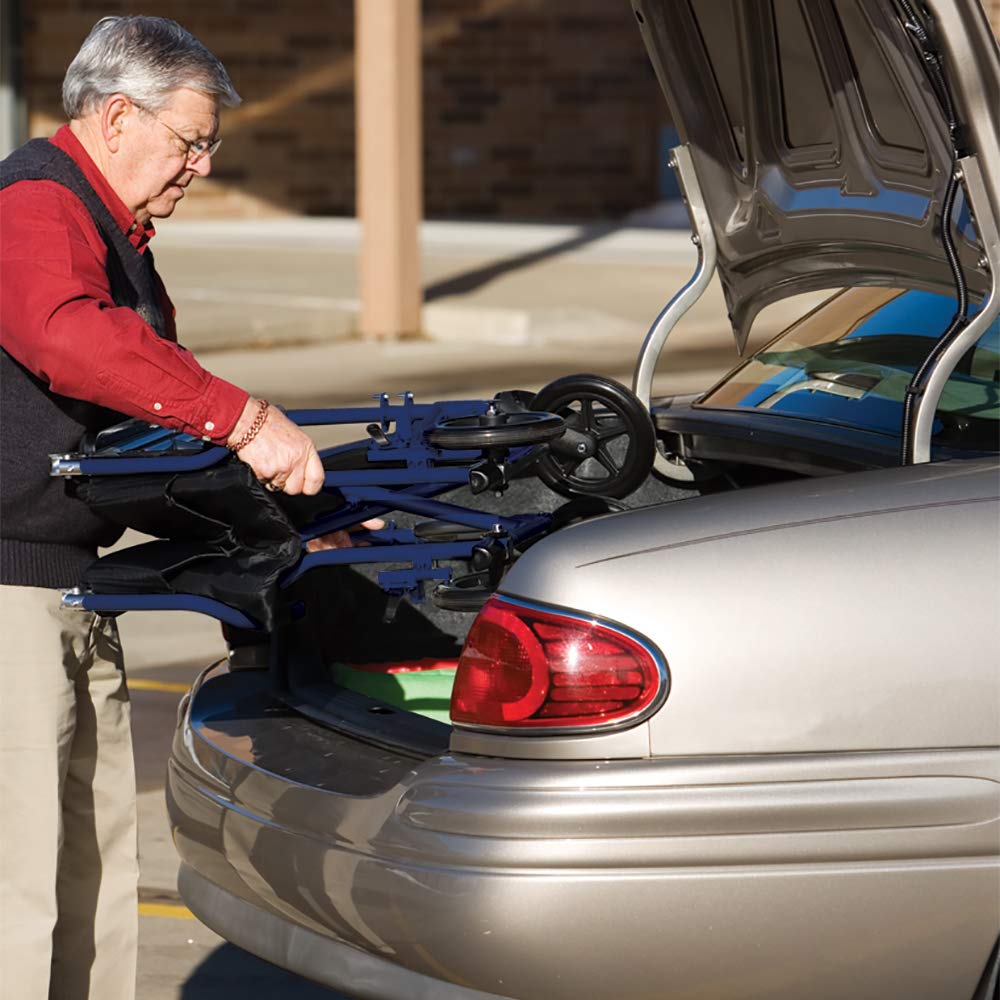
204, 421, 215, 431
153, 402, 163, 411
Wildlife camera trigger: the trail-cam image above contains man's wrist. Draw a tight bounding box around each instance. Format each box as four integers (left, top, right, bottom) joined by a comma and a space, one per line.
227, 395, 265, 449
230, 399, 270, 453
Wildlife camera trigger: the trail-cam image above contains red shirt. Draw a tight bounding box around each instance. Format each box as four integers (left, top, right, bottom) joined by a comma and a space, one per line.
0, 126, 247, 443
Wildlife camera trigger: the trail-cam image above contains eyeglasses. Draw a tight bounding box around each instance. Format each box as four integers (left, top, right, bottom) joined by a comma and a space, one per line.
134, 102, 221, 163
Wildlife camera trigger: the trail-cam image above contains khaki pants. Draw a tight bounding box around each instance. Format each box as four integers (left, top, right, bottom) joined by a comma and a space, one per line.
0, 585, 137, 1000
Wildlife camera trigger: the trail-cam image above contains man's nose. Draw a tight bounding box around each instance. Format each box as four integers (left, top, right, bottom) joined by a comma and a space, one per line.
189, 154, 212, 178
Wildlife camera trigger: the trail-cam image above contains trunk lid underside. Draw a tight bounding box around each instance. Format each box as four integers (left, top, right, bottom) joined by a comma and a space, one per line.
633, 0, 999, 347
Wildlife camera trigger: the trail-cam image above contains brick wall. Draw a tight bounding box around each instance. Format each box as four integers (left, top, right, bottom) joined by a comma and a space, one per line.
21, 0, 358, 219
18, 1, 1000, 221
421, 0, 658, 219
21, 0, 659, 220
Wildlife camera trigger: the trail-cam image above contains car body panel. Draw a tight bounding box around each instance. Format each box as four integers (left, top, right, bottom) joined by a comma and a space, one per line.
472, 459, 1000, 758
655, 402, 899, 474
169, 460, 1000, 996
168, 663, 1000, 1000
631, 0, 999, 346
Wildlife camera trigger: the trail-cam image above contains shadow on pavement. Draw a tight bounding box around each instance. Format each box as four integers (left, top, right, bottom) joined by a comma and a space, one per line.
423, 222, 622, 301
182, 943, 348, 998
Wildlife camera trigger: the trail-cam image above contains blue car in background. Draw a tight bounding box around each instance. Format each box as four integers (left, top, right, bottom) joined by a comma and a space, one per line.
652, 286, 1000, 485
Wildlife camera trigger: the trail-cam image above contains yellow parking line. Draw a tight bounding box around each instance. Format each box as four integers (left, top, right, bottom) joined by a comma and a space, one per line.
138, 901, 195, 920
129, 678, 190, 693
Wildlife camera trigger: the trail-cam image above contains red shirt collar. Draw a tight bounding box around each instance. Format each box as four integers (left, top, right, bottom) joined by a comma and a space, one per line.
50, 125, 157, 253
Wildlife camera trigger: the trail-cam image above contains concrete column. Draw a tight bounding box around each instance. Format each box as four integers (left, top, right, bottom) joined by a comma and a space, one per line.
355, 0, 423, 340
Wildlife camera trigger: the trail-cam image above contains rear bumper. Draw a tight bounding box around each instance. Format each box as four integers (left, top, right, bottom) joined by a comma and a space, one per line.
177, 864, 504, 1000
168, 663, 1000, 1000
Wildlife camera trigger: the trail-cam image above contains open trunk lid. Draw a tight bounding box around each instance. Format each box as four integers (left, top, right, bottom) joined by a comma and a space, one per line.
632, 0, 1000, 349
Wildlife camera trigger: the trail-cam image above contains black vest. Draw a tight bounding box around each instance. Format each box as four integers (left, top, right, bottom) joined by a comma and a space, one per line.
1, 139, 168, 587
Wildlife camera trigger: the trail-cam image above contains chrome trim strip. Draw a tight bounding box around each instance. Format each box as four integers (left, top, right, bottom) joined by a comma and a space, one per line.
631, 143, 719, 482
451, 593, 670, 738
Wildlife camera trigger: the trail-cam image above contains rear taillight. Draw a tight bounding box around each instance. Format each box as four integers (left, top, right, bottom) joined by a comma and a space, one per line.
450, 596, 666, 731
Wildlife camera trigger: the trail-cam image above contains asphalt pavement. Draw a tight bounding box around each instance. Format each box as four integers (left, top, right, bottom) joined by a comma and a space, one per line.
117, 215, 820, 997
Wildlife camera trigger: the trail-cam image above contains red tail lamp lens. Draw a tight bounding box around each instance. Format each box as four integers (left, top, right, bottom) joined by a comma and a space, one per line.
450, 597, 664, 730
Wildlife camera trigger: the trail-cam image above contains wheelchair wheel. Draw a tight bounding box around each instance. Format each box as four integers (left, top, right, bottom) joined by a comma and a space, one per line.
530, 374, 655, 498
428, 408, 564, 450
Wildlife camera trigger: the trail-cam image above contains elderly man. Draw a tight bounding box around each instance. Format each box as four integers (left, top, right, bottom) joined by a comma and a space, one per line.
0, 16, 328, 999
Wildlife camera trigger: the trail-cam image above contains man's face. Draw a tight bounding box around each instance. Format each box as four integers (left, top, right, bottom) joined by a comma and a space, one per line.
120, 88, 220, 224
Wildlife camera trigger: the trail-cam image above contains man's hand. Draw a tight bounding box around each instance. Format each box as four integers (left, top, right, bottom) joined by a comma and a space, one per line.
228, 396, 325, 495
306, 518, 386, 553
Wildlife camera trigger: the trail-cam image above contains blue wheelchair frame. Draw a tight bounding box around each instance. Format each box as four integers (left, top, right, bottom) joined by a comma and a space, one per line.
55, 393, 556, 629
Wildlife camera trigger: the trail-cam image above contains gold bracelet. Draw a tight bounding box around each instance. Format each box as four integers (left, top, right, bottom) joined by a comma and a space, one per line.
229, 399, 270, 453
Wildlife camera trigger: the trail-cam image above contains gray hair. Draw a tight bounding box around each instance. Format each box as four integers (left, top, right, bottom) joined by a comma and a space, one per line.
62, 16, 241, 119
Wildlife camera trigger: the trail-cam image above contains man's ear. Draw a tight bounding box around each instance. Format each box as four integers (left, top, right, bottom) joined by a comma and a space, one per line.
101, 95, 132, 153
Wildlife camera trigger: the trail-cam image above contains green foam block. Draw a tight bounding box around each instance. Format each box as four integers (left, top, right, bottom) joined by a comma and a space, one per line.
332, 662, 457, 725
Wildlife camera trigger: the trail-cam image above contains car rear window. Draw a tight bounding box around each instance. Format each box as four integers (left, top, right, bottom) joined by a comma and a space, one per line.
699, 287, 999, 453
